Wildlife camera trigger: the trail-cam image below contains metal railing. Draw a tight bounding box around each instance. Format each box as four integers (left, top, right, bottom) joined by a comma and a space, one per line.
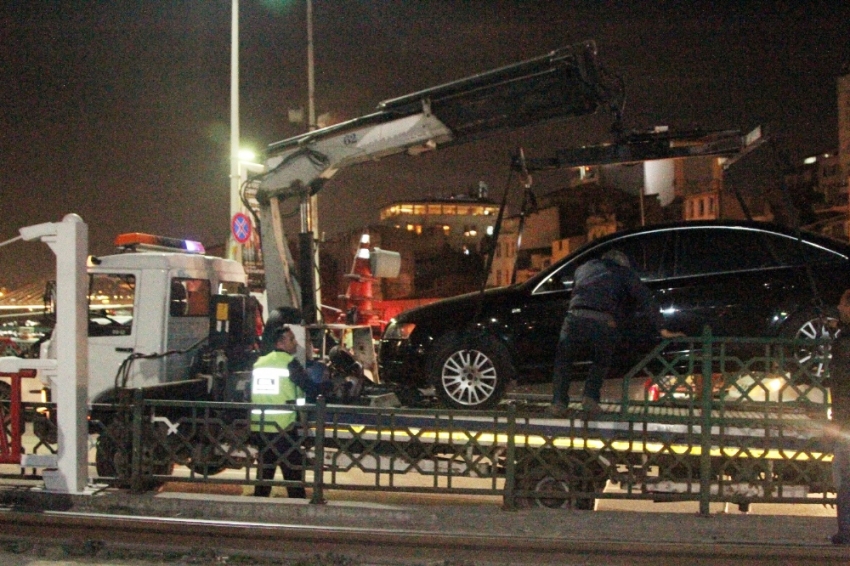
1, 329, 838, 515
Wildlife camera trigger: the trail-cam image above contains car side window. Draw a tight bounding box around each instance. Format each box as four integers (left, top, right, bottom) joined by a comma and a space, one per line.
613, 232, 671, 280
532, 231, 671, 294
755, 232, 844, 266
674, 228, 780, 276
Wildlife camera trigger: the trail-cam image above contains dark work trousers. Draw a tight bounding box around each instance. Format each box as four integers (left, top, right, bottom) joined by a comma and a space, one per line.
552, 314, 618, 405
252, 429, 307, 498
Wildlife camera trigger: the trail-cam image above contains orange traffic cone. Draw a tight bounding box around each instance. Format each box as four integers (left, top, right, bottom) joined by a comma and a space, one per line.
340, 233, 380, 328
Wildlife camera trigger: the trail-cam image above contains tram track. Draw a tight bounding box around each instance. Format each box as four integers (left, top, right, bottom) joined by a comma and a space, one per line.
0, 506, 847, 565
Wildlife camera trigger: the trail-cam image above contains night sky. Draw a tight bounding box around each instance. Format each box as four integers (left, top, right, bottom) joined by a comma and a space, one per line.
2, 0, 849, 288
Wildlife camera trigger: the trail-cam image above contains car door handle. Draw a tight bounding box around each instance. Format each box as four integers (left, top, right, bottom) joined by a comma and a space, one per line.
115, 347, 134, 353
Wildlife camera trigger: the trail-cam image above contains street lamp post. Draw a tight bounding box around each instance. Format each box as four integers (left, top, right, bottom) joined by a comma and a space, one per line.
303, 0, 322, 322
229, 0, 241, 263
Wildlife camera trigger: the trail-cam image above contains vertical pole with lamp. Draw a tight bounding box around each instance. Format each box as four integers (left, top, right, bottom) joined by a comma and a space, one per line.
229, 0, 242, 264
300, 0, 321, 324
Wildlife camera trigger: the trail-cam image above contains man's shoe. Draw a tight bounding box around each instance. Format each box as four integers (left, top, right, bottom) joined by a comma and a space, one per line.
543, 403, 570, 418
832, 532, 850, 545
582, 397, 603, 419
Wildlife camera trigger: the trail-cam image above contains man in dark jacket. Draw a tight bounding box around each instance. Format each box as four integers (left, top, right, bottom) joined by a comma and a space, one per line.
828, 289, 850, 544
546, 249, 678, 419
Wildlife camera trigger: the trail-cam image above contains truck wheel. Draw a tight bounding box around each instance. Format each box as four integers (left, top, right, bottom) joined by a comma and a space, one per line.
188, 443, 227, 477
429, 334, 512, 410
780, 308, 839, 378
95, 421, 130, 480
95, 420, 172, 488
513, 465, 598, 510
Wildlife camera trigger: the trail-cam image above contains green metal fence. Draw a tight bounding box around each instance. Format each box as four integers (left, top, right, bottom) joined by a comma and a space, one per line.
2, 329, 839, 515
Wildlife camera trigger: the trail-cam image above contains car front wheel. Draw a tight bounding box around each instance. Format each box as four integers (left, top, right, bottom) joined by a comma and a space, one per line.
429, 334, 512, 410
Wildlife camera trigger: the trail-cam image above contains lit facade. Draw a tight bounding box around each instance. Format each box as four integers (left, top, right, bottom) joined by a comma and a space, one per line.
378, 197, 499, 252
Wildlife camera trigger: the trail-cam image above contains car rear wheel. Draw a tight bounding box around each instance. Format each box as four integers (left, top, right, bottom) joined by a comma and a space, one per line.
781, 307, 839, 378
429, 334, 512, 410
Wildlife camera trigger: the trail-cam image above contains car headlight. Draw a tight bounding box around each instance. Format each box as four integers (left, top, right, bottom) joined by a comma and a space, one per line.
383, 321, 416, 340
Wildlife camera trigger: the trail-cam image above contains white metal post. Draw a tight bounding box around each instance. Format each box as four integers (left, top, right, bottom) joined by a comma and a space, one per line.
18, 214, 89, 493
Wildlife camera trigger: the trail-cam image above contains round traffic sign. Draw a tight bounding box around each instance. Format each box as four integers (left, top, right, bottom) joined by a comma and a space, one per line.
231, 212, 252, 244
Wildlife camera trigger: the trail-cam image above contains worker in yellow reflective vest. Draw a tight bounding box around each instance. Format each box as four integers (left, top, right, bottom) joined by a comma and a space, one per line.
250, 325, 318, 498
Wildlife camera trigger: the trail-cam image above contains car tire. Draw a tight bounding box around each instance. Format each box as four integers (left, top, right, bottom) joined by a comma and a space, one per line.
780, 307, 839, 378
429, 334, 513, 410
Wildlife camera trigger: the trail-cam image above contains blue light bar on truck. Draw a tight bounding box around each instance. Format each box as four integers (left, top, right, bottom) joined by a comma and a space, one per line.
115, 233, 205, 254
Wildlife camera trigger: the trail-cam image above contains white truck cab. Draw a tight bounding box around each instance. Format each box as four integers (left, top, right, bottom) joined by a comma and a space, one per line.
46, 233, 248, 404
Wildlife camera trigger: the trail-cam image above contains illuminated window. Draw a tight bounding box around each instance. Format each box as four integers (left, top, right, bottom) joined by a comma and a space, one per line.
170, 278, 211, 317
428, 204, 442, 215
400, 204, 413, 214
443, 205, 457, 215
413, 205, 425, 215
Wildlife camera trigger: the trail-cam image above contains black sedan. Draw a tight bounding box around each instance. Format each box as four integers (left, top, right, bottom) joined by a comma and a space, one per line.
378, 220, 849, 409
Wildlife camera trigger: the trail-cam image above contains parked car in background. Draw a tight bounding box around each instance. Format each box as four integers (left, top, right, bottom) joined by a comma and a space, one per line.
378, 220, 849, 409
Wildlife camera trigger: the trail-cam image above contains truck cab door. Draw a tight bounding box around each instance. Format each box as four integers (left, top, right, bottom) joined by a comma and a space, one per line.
87, 272, 139, 402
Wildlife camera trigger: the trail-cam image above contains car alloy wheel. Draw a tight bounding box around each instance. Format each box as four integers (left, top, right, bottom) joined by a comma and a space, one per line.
430, 334, 511, 409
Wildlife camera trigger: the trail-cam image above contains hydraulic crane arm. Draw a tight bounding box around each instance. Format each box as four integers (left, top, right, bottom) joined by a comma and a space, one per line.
512, 126, 764, 171
255, 41, 623, 313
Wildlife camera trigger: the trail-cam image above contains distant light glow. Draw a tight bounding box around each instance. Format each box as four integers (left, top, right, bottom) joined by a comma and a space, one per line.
804, 156, 817, 164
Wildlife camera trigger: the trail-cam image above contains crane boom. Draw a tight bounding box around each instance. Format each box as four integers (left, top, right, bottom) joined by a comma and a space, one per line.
255, 41, 623, 315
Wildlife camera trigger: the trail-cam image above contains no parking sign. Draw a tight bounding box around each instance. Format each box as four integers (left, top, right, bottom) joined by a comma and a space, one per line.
231, 212, 252, 244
